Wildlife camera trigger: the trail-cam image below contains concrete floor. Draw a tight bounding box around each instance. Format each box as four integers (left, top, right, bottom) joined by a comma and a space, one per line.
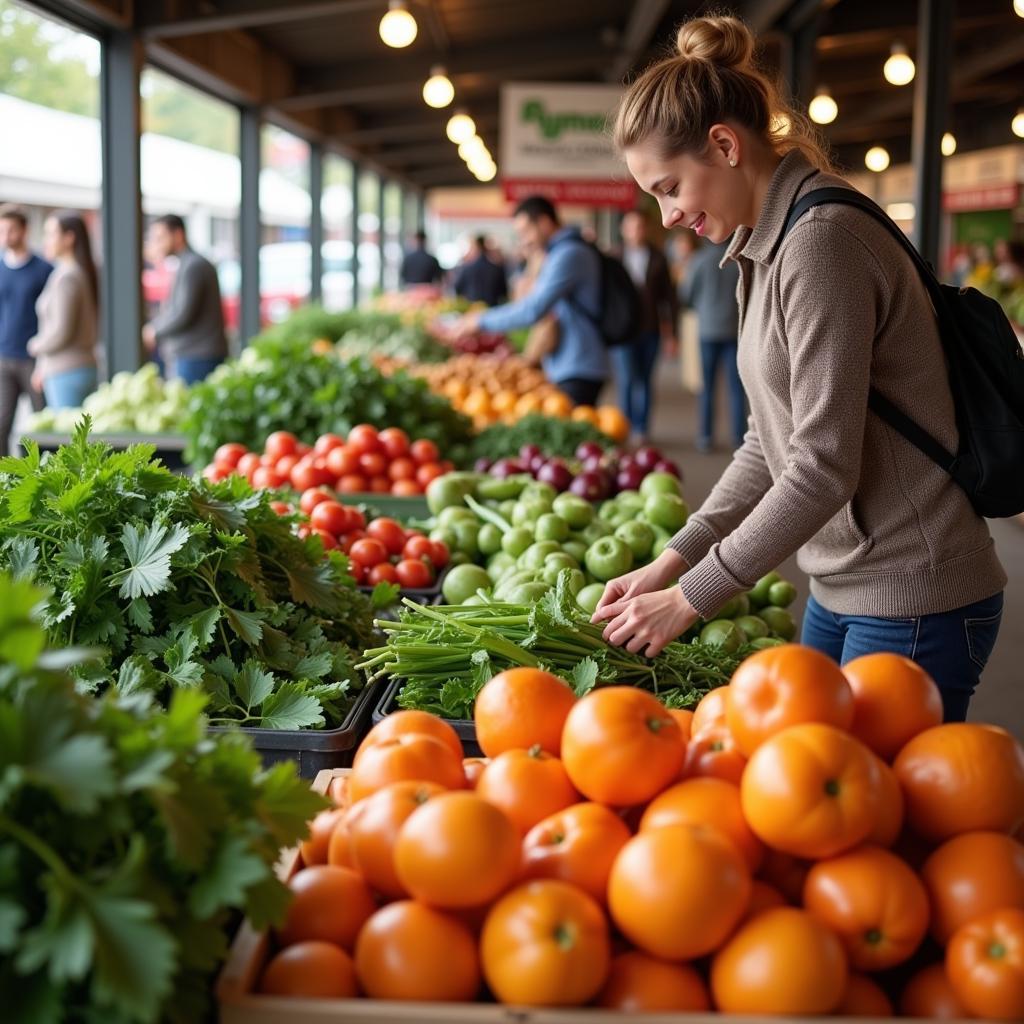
608, 356, 1022, 740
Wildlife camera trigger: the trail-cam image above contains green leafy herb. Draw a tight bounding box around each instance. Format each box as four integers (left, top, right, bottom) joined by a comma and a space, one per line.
469, 413, 613, 464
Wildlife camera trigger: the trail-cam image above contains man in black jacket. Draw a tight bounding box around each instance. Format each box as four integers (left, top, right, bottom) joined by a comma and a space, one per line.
453, 236, 508, 307
399, 230, 443, 287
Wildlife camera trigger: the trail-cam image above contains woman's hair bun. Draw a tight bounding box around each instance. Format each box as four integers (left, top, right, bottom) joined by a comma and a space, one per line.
676, 15, 755, 69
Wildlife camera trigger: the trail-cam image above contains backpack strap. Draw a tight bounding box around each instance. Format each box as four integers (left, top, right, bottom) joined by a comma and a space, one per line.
545, 234, 603, 330
784, 187, 958, 471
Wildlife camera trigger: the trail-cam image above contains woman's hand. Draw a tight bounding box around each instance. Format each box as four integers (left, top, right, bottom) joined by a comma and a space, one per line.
452, 310, 483, 341
597, 585, 699, 658
592, 548, 687, 621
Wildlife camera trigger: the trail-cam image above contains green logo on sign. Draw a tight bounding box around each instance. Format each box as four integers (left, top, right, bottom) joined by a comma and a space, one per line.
521, 100, 607, 140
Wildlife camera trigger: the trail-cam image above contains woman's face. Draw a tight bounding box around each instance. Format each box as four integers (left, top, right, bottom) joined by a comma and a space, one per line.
42, 218, 67, 261
625, 134, 747, 245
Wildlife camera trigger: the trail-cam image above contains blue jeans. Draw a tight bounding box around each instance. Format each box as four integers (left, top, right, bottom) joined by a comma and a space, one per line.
801, 592, 1004, 722
699, 337, 747, 449
43, 365, 97, 410
612, 331, 660, 434
172, 355, 222, 385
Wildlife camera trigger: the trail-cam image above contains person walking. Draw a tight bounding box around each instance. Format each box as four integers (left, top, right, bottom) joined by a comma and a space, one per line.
0, 205, 51, 455
143, 215, 227, 384
680, 237, 745, 452
26, 211, 98, 410
614, 209, 678, 445
453, 235, 508, 307
453, 196, 609, 408
594, 14, 1006, 721
399, 229, 444, 288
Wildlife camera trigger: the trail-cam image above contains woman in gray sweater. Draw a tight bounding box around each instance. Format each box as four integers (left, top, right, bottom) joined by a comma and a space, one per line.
28, 211, 99, 409
594, 15, 1006, 720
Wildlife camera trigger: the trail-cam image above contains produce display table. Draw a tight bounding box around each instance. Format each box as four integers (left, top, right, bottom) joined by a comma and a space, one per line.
372, 676, 482, 756
22, 431, 190, 472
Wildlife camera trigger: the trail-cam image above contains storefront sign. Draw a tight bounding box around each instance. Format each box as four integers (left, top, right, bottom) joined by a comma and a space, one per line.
500, 83, 636, 209
943, 185, 1020, 212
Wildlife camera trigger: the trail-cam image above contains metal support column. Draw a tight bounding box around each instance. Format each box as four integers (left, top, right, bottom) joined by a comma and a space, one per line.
310, 141, 324, 304
351, 163, 361, 307
417, 191, 426, 232
100, 28, 143, 375
240, 105, 262, 344
785, 15, 819, 110
911, 0, 953, 267
377, 177, 387, 293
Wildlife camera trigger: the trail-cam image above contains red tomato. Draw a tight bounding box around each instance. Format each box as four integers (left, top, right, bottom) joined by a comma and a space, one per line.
297, 524, 312, 539
314, 433, 345, 454
368, 518, 407, 555
349, 562, 368, 584
429, 540, 450, 569
388, 457, 417, 482
276, 454, 300, 477
350, 538, 389, 569
313, 528, 338, 551
416, 462, 445, 487
379, 427, 411, 459
265, 431, 298, 460
299, 487, 332, 516
214, 442, 247, 470
370, 476, 391, 494
270, 501, 292, 515
438, 460, 455, 474
395, 558, 434, 589
202, 464, 225, 482
338, 530, 365, 554
326, 446, 361, 480
290, 459, 320, 493
346, 507, 367, 530
311, 458, 334, 486
410, 439, 440, 465
404, 536, 435, 562
260, 452, 277, 467
360, 452, 389, 479
310, 501, 349, 537
337, 474, 368, 495
392, 480, 422, 496
237, 452, 262, 479
296, 442, 313, 456
348, 424, 382, 455
252, 466, 285, 489
367, 563, 399, 586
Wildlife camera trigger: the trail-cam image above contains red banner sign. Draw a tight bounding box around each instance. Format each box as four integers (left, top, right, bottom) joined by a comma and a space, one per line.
502, 178, 637, 209
943, 185, 1020, 212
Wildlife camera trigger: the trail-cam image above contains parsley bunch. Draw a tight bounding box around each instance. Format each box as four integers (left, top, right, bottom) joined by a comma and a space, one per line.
0, 574, 324, 1024
0, 422, 375, 730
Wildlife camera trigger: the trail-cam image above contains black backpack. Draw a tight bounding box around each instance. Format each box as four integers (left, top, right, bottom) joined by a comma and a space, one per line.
783, 187, 1024, 519
552, 236, 643, 348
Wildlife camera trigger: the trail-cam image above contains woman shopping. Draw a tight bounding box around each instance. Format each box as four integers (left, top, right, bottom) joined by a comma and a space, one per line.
28, 211, 99, 409
593, 15, 1006, 721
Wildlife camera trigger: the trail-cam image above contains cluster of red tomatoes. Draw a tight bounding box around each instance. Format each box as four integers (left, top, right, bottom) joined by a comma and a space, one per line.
287, 490, 449, 589
203, 425, 454, 497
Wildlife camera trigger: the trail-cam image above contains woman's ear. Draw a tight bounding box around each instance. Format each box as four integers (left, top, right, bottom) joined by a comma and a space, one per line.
707, 123, 741, 167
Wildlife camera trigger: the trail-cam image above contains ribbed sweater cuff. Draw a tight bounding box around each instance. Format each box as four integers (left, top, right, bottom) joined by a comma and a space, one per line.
680, 548, 744, 620
667, 519, 718, 569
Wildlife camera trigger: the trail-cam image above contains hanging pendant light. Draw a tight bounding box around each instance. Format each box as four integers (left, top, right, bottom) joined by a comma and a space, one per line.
865, 146, 891, 172
422, 66, 454, 108
1015, 0, 1024, 18
1013, 109, 1024, 139
446, 110, 476, 144
884, 43, 915, 86
808, 87, 838, 125
941, 132, 957, 156
379, 0, 417, 48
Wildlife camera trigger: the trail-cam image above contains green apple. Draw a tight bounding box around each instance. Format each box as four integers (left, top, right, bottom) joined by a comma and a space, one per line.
486, 552, 516, 583
575, 582, 606, 615
614, 520, 655, 560
452, 521, 480, 559
521, 482, 557, 506
699, 620, 744, 653
518, 540, 562, 573
437, 506, 477, 530
651, 532, 672, 559
615, 490, 646, 514
585, 536, 634, 582
598, 501, 620, 522
640, 471, 683, 499
502, 526, 534, 558
643, 493, 689, 532
758, 606, 797, 640
429, 526, 459, 551
477, 523, 504, 556
535, 513, 570, 544
477, 474, 531, 501
512, 502, 543, 528
542, 556, 581, 586
552, 493, 594, 529
580, 519, 613, 545
425, 472, 481, 515
563, 540, 588, 564
493, 570, 537, 601
442, 564, 492, 605
499, 499, 517, 521
749, 571, 782, 609
448, 551, 471, 567
735, 614, 771, 640
506, 581, 552, 604
768, 580, 798, 608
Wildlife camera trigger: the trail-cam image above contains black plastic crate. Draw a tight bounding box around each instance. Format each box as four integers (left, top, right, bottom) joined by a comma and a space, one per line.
209, 677, 384, 777
371, 675, 482, 757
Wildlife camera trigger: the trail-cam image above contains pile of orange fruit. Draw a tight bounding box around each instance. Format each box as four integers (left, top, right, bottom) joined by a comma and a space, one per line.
255, 648, 1024, 1017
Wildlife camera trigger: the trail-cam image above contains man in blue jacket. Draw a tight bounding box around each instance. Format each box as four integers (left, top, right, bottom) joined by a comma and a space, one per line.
0, 205, 51, 456
454, 196, 608, 407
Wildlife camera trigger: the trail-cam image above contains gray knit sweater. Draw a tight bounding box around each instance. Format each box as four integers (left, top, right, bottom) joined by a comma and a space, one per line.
669, 151, 1007, 619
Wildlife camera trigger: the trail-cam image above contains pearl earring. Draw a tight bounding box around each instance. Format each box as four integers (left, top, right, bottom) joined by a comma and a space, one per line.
729, 159, 737, 167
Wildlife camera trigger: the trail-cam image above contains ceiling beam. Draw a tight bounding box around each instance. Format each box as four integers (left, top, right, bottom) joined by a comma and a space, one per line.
138, 0, 378, 38
742, 0, 799, 33
606, 0, 672, 83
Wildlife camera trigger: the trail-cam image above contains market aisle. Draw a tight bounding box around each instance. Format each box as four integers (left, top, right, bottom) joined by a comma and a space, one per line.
632, 354, 1024, 740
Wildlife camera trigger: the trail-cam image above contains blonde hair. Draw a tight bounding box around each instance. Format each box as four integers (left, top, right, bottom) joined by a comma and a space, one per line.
613, 14, 832, 172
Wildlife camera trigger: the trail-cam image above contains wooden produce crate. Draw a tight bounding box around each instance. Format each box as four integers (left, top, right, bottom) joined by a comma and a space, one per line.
218, 771, 927, 1024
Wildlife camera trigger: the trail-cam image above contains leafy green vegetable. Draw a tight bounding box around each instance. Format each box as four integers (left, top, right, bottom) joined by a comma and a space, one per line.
0, 572, 323, 1024
337, 322, 451, 364
0, 422, 374, 729
182, 336, 472, 466
469, 414, 614, 464
360, 570, 751, 720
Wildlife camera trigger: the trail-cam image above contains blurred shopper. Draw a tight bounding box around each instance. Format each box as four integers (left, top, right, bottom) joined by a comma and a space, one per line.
453, 196, 608, 407
994, 239, 1023, 287
0, 205, 50, 455
399, 229, 444, 287
143, 215, 227, 385
453, 235, 508, 307
27, 211, 98, 410
615, 209, 678, 444
680, 237, 745, 453
667, 230, 699, 287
